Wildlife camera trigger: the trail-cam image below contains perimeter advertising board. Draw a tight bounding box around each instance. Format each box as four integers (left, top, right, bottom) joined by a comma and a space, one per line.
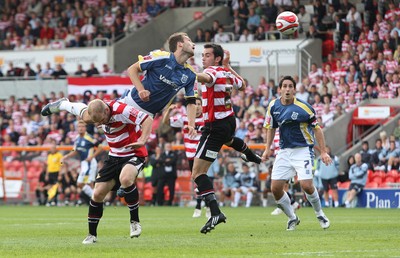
0, 48, 108, 73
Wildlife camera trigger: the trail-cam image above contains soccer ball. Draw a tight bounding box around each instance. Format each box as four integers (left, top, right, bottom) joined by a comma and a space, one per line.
275, 11, 299, 35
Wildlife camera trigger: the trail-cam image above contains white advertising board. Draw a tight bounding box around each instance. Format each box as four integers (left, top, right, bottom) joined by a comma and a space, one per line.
0, 48, 108, 73
358, 106, 390, 119
193, 40, 303, 67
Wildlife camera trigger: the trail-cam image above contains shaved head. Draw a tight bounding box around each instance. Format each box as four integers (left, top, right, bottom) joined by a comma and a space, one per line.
87, 99, 109, 123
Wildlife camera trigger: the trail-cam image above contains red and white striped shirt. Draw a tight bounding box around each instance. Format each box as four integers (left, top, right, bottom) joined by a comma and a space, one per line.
389, 81, 400, 94
170, 114, 204, 160
101, 100, 149, 157
272, 129, 280, 155
363, 59, 376, 70
201, 66, 243, 122
358, 39, 370, 51
378, 90, 394, 99
385, 60, 398, 74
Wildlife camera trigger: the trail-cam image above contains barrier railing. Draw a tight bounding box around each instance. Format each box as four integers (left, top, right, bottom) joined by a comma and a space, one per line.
0, 144, 266, 204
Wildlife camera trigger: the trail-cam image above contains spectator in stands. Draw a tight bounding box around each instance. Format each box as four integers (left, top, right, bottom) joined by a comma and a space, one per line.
236, 0, 249, 24
246, 97, 265, 119
86, 63, 100, 77
6, 62, 23, 77
101, 64, 113, 76
194, 28, 205, 43
317, 146, 339, 207
232, 18, 245, 41
231, 163, 258, 208
380, 140, 400, 172
238, 28, 254, 42
362, 85, 378, 100
51, 64, 68, 79
360, 141, 373, 169
40, 20, 55, 40
254, 25, 266, 41
346, 5, 362, 40
295, 84, 309, 103
332, 14, 346, 51
306, 24, 322, 40
23, 63, 36, 79
213, 26, 231, 43
247, 8, 260, 33
146, 0, 163, 17
342, 153, 368, 208
371, 139, 385, 171
297, 5, 311, 34
74, 64, 87, 77
264, 0, 278, 25
39, 62, 54, 79
204, 30, 212, 42
219, 162, 239, 207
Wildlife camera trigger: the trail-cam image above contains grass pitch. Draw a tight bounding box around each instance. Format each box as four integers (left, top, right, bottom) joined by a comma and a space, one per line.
0, 205, 399, 257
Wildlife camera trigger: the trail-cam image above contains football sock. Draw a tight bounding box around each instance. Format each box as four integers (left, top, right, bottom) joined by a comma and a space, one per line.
123, 184, 140, 222
35, 189, 41, 204
195, 174, 220, 216
305, 187, 323, 216
196, 197, 202, 210
82, 184, 93, 197
276, 192, 296, 220
88, 199, 103, 236
229, 137, 261, 163
60, 101, 88, 117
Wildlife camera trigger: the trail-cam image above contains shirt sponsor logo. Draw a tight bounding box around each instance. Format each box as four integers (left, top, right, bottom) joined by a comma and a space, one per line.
205, 150, 218, 159
159, 75, 177, 88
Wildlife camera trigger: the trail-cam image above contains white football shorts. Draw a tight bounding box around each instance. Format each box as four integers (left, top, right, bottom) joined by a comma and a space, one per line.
271, 147, 314, 181
77, 159, 98, 184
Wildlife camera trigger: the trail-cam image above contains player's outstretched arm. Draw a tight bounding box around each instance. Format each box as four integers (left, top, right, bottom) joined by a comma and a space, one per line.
196, 72, 212, 84
127, 62, 150, 102
124, 116, 154, 149
222, 50, 246, 91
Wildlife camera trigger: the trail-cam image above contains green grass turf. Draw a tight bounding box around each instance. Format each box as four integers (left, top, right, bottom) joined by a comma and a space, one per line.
0, 206, 399, 257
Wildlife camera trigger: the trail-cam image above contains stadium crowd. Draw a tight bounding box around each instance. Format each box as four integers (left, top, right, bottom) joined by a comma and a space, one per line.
1, 0, 400, 207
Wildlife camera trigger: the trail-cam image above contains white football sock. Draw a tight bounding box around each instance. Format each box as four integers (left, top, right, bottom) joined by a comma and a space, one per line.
60, 101, 88, 117
276, 192, 296, 220
305, 187, 324, 216
82, 184, 93, 198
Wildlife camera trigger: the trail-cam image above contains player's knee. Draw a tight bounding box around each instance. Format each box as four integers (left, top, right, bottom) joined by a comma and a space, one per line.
92, 190, 106, 202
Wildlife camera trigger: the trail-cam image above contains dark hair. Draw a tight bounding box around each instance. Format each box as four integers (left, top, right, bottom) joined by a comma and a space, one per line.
204, 43, 224, 66
168, 32, 187, 52
278, 75, 296, 89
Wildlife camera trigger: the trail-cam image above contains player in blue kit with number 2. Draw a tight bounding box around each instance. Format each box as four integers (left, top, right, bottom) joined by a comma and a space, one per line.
261, 75, 331, 231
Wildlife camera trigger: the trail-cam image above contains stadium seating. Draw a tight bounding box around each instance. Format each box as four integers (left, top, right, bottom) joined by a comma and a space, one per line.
365, 182, 379, 188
